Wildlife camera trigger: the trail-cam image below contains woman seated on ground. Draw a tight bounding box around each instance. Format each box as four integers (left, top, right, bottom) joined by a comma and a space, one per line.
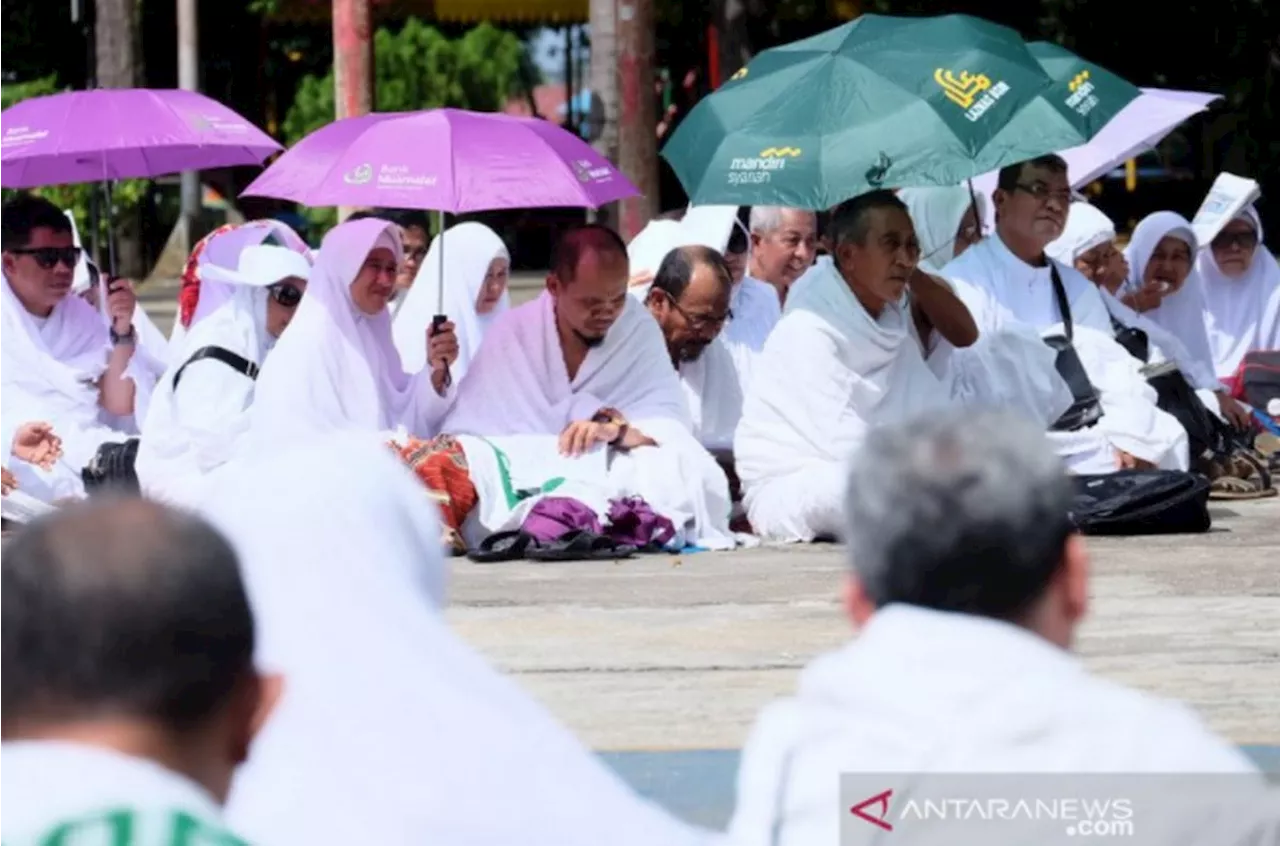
1049, 203, 1250, 428
1194, 203, 1280, 382
392, 221, 510, 383
240, 217, 460, 456
136, 230, 313, 507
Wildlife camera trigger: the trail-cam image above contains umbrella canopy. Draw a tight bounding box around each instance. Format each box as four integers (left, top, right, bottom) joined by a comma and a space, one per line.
978, 42, 1141, 165
969, 86, 1222, 229
0, 88, 281, 188
660, 13, 1084, 208
241, 108, 638, 212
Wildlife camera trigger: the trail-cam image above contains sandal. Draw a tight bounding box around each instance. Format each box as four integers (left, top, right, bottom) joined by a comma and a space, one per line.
1209, 475, 1277, 500
467, 530, 537, 563
525, 529, 636, 562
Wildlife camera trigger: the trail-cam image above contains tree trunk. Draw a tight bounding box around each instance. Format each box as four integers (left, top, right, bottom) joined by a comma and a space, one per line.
95, 0, 144, 278
615, 0, 658, 240
588, 0, 619, 230
333, 0, 374, 222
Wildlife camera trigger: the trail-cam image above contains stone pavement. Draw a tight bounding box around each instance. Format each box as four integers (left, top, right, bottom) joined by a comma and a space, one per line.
446, 498, 1280, 752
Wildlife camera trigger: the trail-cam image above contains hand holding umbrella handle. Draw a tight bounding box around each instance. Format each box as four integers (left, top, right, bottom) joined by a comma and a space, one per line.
431, 314, 452, 389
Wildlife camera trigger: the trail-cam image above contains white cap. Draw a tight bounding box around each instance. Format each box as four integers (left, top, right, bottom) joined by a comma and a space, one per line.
200, 244, 312, 288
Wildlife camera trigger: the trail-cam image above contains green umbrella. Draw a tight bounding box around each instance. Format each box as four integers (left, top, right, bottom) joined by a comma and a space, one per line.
980, 41, 1141, 153
661, 14, 1091, 208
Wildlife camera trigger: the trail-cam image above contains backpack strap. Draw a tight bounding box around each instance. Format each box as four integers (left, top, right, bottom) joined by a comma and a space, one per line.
1049, 261, 1073, 341
173, 345, 260, 390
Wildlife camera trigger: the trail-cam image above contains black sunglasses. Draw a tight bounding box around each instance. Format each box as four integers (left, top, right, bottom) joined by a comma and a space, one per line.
268, 282, 303, 307
1211, 230, 1258, 251
8, 246, 82, 270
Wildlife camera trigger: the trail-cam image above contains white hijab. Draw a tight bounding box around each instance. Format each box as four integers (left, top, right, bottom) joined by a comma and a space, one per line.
1124, 212, 1217, 377
898, 185, 987, 273
202, 434, 707, 846
245, 218, 415, 449
393, 221, 509, 379
1195, 204, 1280, 377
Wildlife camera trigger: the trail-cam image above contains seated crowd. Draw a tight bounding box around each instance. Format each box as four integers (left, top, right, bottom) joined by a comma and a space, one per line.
2, 154, 1278, 543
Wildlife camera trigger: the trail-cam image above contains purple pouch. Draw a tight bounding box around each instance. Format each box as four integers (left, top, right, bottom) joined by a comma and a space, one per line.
521, 497, 602, 544
606, 496, 676, 549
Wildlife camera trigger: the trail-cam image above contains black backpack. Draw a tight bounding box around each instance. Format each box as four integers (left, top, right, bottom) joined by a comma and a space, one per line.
1069, 470, 1211, 535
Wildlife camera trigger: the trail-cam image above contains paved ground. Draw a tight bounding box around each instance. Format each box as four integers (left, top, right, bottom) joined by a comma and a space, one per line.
446, 498, 1280, 752
448, 500, 1280, 827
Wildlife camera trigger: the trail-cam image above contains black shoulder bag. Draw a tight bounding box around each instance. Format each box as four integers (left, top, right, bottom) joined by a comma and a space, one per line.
172, 345, 260, 390
1043, 263, 1105, 432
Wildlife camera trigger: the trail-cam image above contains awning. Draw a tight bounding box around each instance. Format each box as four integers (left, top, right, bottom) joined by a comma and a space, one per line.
267, 0, 586, 24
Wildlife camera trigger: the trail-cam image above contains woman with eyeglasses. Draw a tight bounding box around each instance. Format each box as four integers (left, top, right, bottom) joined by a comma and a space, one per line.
392, 221, 510, 384
242, 218, 461, 461
1194, 204, 1280, 380
136, 230, 313, 507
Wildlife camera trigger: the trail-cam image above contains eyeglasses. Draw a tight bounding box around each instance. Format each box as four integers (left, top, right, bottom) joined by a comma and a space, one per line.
7, 246, 82, 270
268, 282, 304, 308
1013, 182, 1072, 206
1211, 230, 1258, 251
404, 246, 428, 263
665, 292, 732, 332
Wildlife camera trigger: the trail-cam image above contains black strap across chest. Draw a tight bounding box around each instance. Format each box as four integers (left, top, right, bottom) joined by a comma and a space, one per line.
172, 345, 259, 390
1049, 261, 1073, 340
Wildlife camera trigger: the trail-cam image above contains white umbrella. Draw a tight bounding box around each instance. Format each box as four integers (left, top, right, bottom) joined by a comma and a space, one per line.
969, 87, 1222, 231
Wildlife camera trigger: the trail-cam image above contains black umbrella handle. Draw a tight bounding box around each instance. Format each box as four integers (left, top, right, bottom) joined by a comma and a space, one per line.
431, 313, 451, 389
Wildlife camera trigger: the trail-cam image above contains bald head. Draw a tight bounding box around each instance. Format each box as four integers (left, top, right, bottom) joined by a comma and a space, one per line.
646, 245, 733, 364
549, 224, 629, 284
2, 497, 255, 735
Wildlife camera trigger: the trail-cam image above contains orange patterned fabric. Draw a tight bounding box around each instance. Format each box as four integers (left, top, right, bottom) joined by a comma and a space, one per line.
392, 435, 479, 532
178, 223, 241, 328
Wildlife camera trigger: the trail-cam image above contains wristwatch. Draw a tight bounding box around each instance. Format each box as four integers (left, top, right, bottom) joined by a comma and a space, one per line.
109, 325, 136, 346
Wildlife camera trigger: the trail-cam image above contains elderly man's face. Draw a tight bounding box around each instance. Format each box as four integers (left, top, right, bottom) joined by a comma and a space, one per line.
750, 210, 817, 289
548, 248, 630, 347
836, 206, 920, 316
647, 261, 732, 364
994, 164, 1071, 251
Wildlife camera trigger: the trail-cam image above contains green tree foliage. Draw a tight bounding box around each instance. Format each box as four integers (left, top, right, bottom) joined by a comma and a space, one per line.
1, 76, 148, 268
280, 19, 529, 229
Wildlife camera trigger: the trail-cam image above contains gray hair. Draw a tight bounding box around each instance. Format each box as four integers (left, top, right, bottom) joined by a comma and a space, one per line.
843, 408, 1074, 621
749, 205, 788, 235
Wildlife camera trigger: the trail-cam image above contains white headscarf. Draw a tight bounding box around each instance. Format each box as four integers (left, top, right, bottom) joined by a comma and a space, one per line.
244, 218, 417, 449
1194, 204, 1280, 378
1046, 201, 1116, 266
202, 434, 707, 846
898, 185, 987, 274
392, 222, 509, 379
1124, 212, 1217, 377
137, 241, 312, 503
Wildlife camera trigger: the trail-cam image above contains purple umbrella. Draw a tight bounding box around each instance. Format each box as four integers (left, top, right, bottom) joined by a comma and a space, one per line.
239, 108, 639, 212
1, 88, 282, 188
242, 108, 640, 387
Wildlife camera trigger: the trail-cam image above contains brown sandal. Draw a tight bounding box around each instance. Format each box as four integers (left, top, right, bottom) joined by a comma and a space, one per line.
1209, 475, 1277, 500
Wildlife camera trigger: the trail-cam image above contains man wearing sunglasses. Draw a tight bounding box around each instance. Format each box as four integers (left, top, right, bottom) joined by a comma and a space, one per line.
2, 194, 150, 497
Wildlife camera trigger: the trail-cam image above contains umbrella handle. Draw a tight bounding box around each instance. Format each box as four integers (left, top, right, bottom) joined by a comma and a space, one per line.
431, 313, 451, 389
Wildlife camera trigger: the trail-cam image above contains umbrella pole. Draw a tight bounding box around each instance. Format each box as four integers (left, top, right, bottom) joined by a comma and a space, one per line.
101, 180, 118, 276
432, 209, 451, 389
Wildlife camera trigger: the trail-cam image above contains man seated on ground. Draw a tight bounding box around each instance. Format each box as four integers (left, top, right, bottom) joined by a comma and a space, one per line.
729, 409, 1271, 846
644, 245, 743, 493
942, 155, 1189, 474
433, 224, 734, 551
734, 190, 977, 543
1, 195, 156, 500
2, 497, 279, 843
